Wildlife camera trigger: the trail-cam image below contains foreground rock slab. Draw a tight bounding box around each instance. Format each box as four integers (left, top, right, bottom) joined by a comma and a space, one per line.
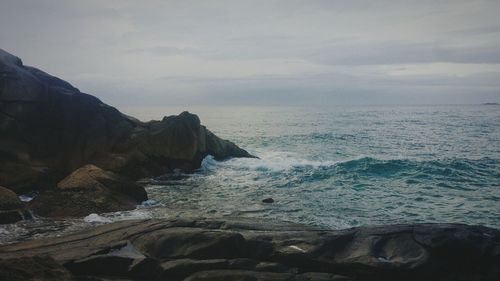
0, 218, 498, 281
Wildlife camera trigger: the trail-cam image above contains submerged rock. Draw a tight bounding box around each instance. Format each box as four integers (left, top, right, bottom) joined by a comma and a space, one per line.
0, 218, 498, 281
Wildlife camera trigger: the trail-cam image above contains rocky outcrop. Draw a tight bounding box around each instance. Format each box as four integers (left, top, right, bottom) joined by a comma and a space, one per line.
0, 48, 254, 194
0, 49, 137, 193
29, 165, 147, 217
95, 111, 254, 180
0, 48, 254, 218
0, 218, 498, 281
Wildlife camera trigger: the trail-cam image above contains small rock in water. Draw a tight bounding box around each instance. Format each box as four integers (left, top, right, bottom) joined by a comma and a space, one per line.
262, 198, 274, 203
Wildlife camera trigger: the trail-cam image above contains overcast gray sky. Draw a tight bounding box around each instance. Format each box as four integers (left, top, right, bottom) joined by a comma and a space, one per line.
1, 0, 499, 106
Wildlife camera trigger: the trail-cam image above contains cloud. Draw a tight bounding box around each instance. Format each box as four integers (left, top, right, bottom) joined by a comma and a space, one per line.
305, 42, 500, 65
127, 46, 199, 56
0, 0, 499, 105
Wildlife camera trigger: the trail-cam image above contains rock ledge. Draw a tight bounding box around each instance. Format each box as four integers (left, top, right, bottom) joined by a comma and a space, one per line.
1, 218, 498, 281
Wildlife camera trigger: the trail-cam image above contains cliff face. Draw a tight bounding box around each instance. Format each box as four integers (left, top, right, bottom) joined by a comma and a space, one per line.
0, 48, 253, 194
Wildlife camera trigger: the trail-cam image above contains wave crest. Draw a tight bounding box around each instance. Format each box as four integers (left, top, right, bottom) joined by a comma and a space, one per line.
201, 153, 498, 184
201, 151, 340, 172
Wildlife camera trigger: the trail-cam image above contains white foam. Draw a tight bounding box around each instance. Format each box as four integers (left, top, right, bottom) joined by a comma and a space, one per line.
139, 199, 158, 208
106, 209, 153, 221
83, 208, 153, 224
377, 257, 391, 263
0, 227, 10, 235
84, 213, 112, 223
202, 151, 340, 172
18, 194, 36, 202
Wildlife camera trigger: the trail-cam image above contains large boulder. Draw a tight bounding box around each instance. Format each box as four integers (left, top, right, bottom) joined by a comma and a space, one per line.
0, 186, 22, 210
56, 164, 147, 201
0, 48, 254, 194
29, 165, 147, 217
98, 111, 255, 179
0, 186, 26, 224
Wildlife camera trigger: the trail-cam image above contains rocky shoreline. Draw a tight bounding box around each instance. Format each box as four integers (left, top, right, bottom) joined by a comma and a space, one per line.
1, 218, 499, 281
0, 48, 253, 222
2, 48, 500, 280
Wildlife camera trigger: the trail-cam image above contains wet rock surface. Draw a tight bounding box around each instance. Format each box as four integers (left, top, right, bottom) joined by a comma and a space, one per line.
0, 218, 498, 281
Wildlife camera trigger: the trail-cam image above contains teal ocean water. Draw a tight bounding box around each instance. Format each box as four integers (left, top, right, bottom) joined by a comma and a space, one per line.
2, 105, 499, 244
129, 105, 500, 229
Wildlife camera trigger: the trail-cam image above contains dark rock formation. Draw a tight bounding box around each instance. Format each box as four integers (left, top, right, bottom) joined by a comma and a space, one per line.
0, 186, 29, 224
262, 197, 274, 203
0, 48, 254, 217
0, 218, 498, 281
0, 49, 136, 193
0, 186, 22, 210
0, 256, 72, 281
95, 111, 254, 181
29, 165, 147, 217
0, 48, 254, 194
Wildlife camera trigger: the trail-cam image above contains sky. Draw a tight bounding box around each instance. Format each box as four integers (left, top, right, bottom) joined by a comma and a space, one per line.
1, 0, 500, 106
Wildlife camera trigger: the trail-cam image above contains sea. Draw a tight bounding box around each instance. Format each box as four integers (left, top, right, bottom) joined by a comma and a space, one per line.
1, 104, 499, 243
